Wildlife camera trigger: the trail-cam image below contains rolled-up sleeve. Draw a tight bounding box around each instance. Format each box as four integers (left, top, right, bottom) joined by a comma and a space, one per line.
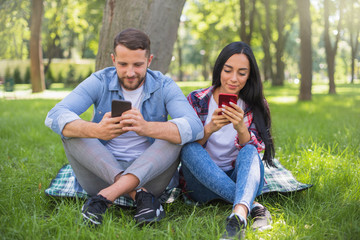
44, 74, 102, 138
164, 80, 204, 145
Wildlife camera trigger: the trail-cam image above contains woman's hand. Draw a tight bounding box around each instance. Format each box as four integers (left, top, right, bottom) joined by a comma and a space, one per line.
196, 108, 230, 145
206, 108, 231, 133
221, 102, 250, 144
220, 102, 246, 132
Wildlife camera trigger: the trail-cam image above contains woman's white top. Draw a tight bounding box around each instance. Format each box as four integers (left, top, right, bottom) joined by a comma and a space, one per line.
204, 95, 245, 171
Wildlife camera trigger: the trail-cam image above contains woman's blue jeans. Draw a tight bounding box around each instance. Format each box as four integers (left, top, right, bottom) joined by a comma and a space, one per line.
180, 142, 264, 212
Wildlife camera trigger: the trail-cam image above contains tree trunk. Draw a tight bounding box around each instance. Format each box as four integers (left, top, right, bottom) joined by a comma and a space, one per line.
259, 0, 274, 82
349, 0, 360, 84
30, 0, 45, 93
272, 0, 287, 86
202, 53, 209, 82
297, 0, 312, 101
44, 34, 60, 74
240, 0, 246, 42
177, 38, 184, 82
239, 0, 256, 45
96, 0, 186, 73
350, 35, 359, 84
324, 0, 342, 94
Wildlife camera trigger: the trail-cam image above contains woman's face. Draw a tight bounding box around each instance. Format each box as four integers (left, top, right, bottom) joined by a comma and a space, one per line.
218, 53, 250, 95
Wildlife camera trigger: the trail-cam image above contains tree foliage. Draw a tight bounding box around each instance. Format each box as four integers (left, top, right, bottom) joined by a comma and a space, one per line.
181, 0, 239, 81
1, 0, 359, 95
0, 0, 30, 59
0, 0, 103, 60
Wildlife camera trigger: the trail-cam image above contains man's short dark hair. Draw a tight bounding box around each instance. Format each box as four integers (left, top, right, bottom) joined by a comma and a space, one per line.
113, 28, 151, 57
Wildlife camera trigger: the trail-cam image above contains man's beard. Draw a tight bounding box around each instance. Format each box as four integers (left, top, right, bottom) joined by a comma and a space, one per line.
118, 74, 146, 91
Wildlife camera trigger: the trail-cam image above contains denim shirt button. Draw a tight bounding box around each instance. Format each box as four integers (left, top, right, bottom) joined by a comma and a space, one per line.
99, 111, 102, 114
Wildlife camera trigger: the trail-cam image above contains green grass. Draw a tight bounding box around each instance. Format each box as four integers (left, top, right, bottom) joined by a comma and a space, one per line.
1, 82, 359, 239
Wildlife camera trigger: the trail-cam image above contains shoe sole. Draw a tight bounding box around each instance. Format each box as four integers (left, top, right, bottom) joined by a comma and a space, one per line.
82, 213, 101, 226
81, 205, 101, 226
135, 210, 165, 224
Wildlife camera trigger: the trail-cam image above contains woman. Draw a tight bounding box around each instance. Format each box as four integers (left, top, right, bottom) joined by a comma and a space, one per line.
180, 41, 275, 239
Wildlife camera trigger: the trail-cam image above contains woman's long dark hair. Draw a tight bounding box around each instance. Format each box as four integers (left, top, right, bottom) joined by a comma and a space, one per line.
212, 41, 275, 167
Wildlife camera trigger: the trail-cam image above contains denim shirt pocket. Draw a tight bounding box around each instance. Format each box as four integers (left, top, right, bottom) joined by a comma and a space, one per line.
141, 99, 168, 122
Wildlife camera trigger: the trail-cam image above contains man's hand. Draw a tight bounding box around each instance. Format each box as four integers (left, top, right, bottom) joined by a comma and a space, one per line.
95, 112, 129, 140
62, 108, 181, 144
118, 108, 181, 144
62, 112, 129, 140
119, 108, 149, 136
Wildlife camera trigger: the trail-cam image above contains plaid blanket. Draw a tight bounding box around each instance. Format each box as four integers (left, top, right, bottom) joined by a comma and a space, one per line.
45, 158, 312, 207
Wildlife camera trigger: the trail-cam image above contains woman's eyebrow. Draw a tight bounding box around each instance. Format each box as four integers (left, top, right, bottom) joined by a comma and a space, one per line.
224, 64, 248, 71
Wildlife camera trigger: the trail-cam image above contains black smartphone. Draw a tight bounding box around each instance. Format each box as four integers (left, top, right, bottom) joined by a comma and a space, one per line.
111, 100, 132, 117
218, 93, 238, 115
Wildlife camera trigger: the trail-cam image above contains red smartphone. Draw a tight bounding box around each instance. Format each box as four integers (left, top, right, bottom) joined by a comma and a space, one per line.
218, 93, 238, 115
111, 100, 132, 117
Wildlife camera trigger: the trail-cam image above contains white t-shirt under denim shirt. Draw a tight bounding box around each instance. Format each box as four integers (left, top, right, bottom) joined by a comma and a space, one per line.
105, 85, 151, 162
204, 95, 246, 171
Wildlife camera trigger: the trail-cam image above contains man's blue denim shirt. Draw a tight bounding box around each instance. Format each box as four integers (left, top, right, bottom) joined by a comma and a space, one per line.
45, 67, 204, 145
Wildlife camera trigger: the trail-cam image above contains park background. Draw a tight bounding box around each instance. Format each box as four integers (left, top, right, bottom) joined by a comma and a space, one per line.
0, 0, 359, 239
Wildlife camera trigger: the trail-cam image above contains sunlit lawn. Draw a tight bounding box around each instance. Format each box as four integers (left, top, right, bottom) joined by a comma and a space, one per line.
0, 82, 359, 239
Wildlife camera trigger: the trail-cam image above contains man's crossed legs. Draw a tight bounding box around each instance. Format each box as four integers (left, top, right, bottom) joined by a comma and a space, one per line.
62, 138, 181, 226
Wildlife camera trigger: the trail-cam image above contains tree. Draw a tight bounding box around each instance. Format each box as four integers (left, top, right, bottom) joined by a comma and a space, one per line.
176, 37, 184, 82
30, 0, 45, 93
258, 0, 274, 82
96, 0, 186, 73
257, 0, 297, 85
346, 0, 360, 84
297, 0, 313, 101
272, 0, 297, 86
183, 0, 239, 81
0, 0, 30, 59
324, 0, 343, 94
239, 0, 257, 45
42, 0, 104, 74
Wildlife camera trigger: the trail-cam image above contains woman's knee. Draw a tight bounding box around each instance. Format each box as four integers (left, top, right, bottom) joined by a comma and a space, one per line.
235, 144, 259, 166
241, 144, 258, 153
239, 144, 258, 158
180, 142, 201, 160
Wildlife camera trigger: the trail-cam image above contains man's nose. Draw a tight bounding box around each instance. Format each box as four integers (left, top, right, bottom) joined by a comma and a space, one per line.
126, 66, 135, 77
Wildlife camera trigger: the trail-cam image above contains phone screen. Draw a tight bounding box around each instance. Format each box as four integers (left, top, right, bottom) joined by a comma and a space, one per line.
111, 100, 132, 117
218, 93, 238, 115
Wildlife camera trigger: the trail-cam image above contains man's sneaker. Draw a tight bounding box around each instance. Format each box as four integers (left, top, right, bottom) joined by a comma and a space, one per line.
220, 213, 246, 240
81, 194, 112, 227
134, 189, 165, 224
250, 205, 272, 231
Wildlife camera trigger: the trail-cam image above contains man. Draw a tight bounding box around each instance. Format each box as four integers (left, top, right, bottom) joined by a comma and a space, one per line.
45, 28, 203, 226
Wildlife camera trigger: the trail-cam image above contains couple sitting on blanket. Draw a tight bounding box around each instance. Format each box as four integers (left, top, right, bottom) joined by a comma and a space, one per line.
45, 28, 274, 239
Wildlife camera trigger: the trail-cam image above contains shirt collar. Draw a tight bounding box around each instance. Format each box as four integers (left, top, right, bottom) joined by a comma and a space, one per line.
108, 68, 160, 94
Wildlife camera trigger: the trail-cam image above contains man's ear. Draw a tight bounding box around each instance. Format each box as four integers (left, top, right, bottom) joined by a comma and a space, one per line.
147, 54, 154, 67
111, 53, 116, 66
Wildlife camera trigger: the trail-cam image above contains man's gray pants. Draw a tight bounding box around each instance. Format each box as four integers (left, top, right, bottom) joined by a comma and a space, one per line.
62, 138, 181, 197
